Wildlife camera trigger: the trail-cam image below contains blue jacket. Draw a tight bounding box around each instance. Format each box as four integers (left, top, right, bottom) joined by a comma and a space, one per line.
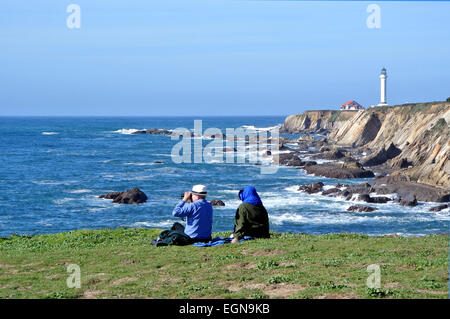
172, 199, 213, 239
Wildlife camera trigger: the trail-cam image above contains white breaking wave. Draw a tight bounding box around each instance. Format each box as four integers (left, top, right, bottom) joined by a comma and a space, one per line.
284, 185, 300, 192
53, 198, 76, 204
270, 212, 395, 226
68, 189, 92, 194
114, 128, 142, 135
32, 180, 65, 185
322, 185, 336, 191
269, 207, 450, 226
129, 220, 176, 228
284, 143, 300, 149
241, 124, 282, 132
124, 162, 156, 166
42, 132, 59, 135
221, 189, 241, 194
369, 192, 398, 200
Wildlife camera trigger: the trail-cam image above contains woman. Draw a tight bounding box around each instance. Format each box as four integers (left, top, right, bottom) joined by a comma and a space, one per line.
231, 186, 270, 243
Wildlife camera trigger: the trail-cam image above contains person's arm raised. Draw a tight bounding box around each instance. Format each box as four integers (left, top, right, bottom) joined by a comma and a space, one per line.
172, 196, 196, 218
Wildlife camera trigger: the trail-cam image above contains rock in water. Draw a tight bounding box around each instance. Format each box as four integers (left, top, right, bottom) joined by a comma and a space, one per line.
99, 188, 148, 204
132, 128, 171, 135
358, 194, 372, 203
347, 205, 378, 212
343, 161, 364, 169
323, 149, 346, 160
429, 204, 449, 212
210, 200, 225, 206
303, 161, 317, 167
399, 195, 418, 207
372, 175, 449, 203
322, 188, 341, 196
371, 196, 391, 204
278, 153, 304, 167
304, 163, 375, 179
358, 194, 391, 204
298, 182, 324, 194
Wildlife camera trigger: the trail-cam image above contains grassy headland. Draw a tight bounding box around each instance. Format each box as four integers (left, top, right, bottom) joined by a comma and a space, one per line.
0, 228, 448, 299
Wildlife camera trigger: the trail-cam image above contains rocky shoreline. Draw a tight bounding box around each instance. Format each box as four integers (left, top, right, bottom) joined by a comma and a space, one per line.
276, 101, 450, 210
111, 102, 449, 214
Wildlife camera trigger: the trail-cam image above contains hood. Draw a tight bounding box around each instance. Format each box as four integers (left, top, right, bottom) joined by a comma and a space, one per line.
239, 186, 263, 206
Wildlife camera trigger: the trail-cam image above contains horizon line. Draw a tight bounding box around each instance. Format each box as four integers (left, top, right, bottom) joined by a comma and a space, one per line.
0, 115, 290, 118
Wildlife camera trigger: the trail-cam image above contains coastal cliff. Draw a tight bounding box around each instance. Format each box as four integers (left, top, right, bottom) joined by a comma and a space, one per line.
280, 110, 358, 134
281, 102, 450, 189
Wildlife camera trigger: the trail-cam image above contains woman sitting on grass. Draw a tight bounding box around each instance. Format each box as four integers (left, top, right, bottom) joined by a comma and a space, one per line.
231, 186, 270, 243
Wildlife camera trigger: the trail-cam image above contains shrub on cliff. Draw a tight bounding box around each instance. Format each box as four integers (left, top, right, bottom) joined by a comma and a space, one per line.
429, 118, 447, 136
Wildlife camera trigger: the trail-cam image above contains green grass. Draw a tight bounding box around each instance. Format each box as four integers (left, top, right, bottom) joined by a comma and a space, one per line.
0, 228, 448, 299
367, 101, 449, 115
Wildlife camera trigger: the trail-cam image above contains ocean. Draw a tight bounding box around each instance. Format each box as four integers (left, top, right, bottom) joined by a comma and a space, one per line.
0, 116, 448, 237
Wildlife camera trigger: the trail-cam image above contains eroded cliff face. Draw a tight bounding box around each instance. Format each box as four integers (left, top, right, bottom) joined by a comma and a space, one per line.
280, 110, 357, 134
328, 110, 382, 147
281, 102, 450, 189
330, 102, 450, 189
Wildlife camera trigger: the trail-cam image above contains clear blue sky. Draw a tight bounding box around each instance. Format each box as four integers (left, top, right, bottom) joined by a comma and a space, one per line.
1, 0, 449, 116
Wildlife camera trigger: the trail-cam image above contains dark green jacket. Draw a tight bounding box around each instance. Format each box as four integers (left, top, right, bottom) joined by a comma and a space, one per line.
234, 203, 270, 240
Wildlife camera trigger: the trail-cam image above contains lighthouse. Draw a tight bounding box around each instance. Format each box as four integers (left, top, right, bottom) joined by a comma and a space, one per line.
378, 67, 389, 106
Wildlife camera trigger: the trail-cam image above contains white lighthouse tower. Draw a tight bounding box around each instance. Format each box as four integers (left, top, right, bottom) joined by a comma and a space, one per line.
378, 67, 389, 106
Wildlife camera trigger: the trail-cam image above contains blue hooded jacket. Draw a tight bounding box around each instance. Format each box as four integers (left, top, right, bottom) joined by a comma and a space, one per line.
234, 186, 269, 239
239, 186, 263, 206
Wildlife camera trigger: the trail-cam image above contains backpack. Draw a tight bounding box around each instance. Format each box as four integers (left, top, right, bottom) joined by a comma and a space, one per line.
151, 229, 192, 247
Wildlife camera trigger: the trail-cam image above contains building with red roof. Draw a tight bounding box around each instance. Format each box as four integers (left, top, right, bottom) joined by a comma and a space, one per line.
341, 100, 364, 110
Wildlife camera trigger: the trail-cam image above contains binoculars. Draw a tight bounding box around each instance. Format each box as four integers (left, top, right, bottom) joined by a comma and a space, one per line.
180, 192, 192, 202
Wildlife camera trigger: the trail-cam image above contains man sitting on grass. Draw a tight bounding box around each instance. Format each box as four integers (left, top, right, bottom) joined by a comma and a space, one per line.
172, 184, 213, 243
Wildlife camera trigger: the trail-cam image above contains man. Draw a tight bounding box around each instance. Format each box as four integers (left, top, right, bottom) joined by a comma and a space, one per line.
172, 184, 213, 242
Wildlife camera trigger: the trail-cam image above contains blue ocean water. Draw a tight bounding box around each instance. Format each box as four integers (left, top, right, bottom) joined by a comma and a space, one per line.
0, 116, 448, 237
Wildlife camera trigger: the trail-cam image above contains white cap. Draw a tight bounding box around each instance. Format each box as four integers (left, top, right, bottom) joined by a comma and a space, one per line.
191, 184, 207, 195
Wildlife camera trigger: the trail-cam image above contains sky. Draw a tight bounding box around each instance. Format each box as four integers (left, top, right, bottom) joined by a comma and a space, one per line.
0, 0, 449, 116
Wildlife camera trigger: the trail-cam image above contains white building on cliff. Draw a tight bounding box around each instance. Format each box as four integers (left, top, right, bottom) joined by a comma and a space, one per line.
377, 67, 389, 106
341, 100, 364, 110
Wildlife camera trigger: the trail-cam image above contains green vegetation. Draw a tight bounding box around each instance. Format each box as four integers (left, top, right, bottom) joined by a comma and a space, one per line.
429, 118, 448, 137
423, 117, 448, 139
446, 97, 450, 102
367, 101, 448, 115
404, 103, 434, 113
327, 111, 340, 123
366, 105, 390, 113
399, 102, 449, 114
0, 228, 448, 299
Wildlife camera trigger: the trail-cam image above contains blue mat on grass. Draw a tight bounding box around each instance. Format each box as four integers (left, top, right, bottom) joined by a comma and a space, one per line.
193, 236, 254, 247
